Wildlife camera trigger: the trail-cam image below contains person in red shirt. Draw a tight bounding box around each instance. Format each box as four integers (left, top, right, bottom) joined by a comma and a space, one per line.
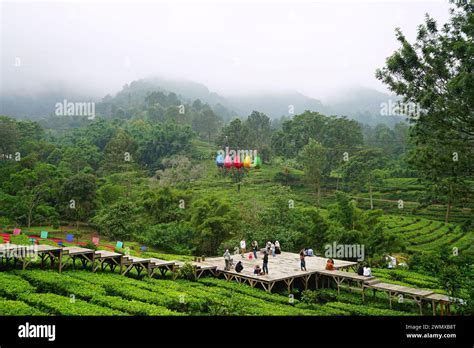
325, 258, 334, 270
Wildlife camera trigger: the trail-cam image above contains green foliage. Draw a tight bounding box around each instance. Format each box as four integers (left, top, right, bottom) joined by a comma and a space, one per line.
301, 289, 338, 304
10, 234, 33, 245
140, 222, 194, 255
178, 262, 196, 281
325, 302, 411, 316
0, 273, 37, 299
376, 2, 474, 223
93, 200, 139, 239
91, 295, 180, 316
17, 270, 106, 300
190, 196, 240, 255
0, 298, 46, 315
299, 139, 327, 205
19, 293, 125, 316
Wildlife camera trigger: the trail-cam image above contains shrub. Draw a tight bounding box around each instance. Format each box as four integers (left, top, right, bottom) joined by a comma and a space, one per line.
325, 302, 412, 316
10, 234, 32, 245
19, 293, 125, 316
0, 298, 46, 315
301, 289, 337, 304
84, 241, 98, 250
0, 273, 37, 299
17, 270, 106, 300
91, 295, 181, 316
178, 262, 196, 281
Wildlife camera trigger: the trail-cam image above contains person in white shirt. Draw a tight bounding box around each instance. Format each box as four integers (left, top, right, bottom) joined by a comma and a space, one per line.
266, 241, 271, 253
363, 266, 372, 277
240, 239, 246, 258
275, 240, 281, 254
387, 255, 396, 269
223, 249, 231, 271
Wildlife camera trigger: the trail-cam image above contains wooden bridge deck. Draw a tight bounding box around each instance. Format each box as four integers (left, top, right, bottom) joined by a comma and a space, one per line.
193, 251, 357, 292
0, 243, 457, 315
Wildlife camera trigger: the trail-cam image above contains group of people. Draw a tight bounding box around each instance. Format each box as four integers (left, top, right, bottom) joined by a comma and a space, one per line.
239, 239, 282, 260
225, 243, 373, 281
224, 239, 280, 275
265, 240, 281, 257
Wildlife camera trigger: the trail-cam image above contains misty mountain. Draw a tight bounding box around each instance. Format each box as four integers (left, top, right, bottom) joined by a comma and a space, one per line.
0, 82, 100, 120
323, 86, 406, 127
226, 92, 327, 119
0, 77, 404, 127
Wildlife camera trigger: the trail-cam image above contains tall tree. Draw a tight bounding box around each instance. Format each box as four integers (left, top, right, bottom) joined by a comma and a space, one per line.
192, 106, 221, 143
300, 139, 327, 206
342, 149, 386, 210
376, 2, 474, 220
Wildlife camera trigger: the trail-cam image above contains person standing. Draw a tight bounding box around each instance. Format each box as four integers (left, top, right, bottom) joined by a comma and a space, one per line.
223, 249, 231, 271
300, 250, 307, 271
252, 240, 258, 259
240, 239, 246, 258
275, 240, 281, 254
262, 251, 269, 275
271, 242, 276, 257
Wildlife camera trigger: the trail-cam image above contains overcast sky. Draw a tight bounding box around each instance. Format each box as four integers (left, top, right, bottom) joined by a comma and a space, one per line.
1, 0, 453, 100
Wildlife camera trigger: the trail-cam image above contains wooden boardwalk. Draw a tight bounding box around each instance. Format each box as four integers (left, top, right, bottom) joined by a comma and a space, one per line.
0, 243, 457, 315
194, 251, 357, 293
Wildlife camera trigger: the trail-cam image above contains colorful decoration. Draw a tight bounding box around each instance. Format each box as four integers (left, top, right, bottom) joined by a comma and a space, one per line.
223, 154, 232, 168
217, 147, 262, 193
92, 236, 100, 245
66, 234, 74, 242
40, 231, 48, 239
13, 228, 21, 235
215, 154, 224, 167
243, 155, 251, 169
116, 241, 124, 248
253, 155, 262, 169
233, 153, 243, 168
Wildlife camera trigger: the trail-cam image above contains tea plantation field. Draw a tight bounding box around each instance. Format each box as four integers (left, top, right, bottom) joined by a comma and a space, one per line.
0, 268, 451, 316
381, 215, 474, 257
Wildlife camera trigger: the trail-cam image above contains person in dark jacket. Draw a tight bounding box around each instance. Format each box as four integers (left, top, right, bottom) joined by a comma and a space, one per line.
235, 261, 244, 273
262, 251, 269, 275
357, 265, 364, 276
252, 240, 258, 259
300, 250, 307, 271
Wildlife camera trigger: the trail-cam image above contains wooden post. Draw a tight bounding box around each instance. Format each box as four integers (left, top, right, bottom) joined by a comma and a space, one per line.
58, 250, 63, 274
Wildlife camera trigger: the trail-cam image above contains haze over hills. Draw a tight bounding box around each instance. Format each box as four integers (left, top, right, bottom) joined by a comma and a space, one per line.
0, 76, 404, 127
